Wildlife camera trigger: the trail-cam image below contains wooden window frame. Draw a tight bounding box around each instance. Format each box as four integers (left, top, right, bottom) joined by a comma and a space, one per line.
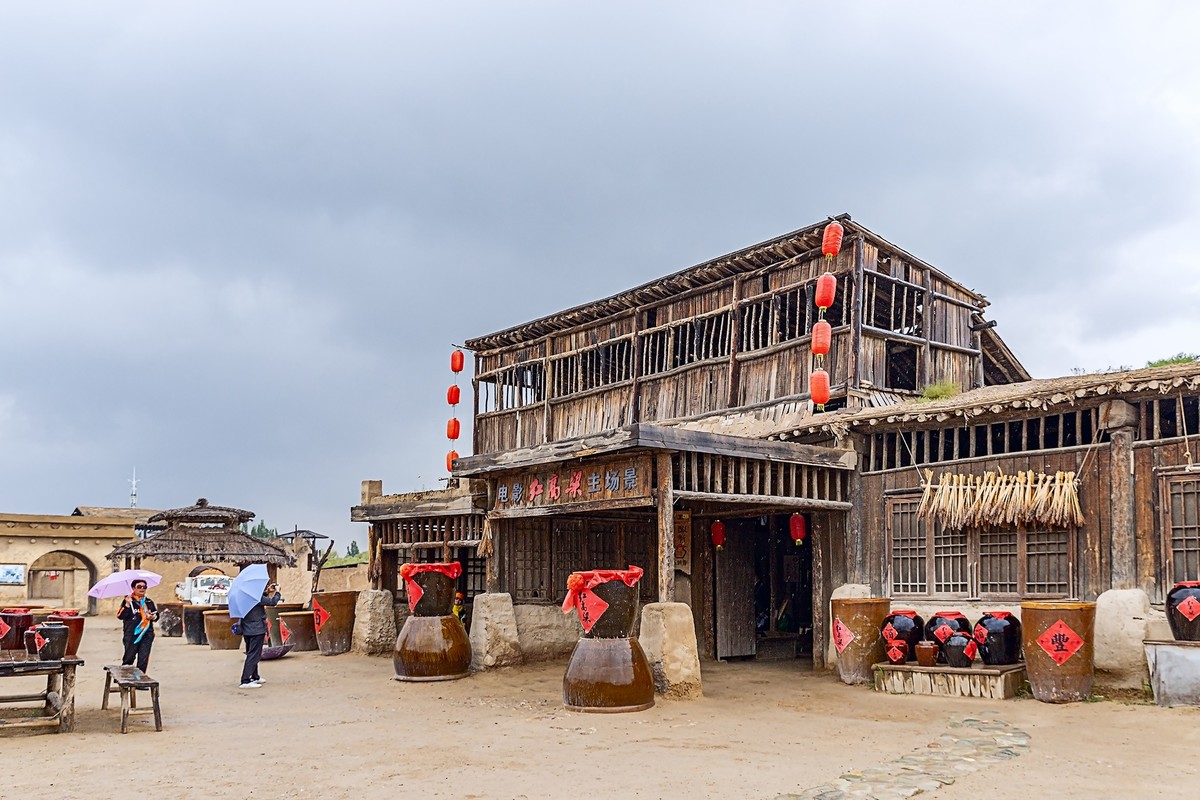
1161, 471, 1200, 585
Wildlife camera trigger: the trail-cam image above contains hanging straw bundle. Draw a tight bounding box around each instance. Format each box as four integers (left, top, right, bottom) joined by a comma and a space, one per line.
917, 468, 1084, 530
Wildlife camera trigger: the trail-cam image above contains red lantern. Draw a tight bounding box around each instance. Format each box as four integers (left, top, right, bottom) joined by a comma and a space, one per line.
789, 513, 807, 546
447, 418, 461, 440
811, 319, 831, 356
810, 369, 831, 406
447, 385, 461, 405
446, 450, 459, 472
711, 520, 726, 551
450, 349, 465, 373
822, 221, 843, 258
815, 272, 837, 310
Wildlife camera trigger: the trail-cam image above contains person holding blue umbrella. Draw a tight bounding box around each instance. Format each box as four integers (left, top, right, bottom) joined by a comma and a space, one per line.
228, 564, 281, 689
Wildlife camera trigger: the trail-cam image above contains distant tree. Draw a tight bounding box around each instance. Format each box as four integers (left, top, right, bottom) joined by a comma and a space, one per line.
247, 521, 279, 539
346, 540, 360, 557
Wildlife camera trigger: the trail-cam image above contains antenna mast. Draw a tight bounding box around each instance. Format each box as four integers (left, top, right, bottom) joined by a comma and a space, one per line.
128, 468, 139, 508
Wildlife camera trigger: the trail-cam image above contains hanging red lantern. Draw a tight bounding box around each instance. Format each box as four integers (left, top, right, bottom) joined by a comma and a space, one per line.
811, 319, 831, 356
710, 520, 726, 551
447, 384, 461, 405
789, 513, 807, 546
447, 418, 461, 440
810, 369, 831, 407
815, 272, 837, 310
446, 450, 459, 472
822, 221, 844, 258
450, 349, 465, 373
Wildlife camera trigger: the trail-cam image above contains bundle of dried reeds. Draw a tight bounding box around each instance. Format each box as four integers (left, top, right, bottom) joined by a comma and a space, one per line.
917, 469, 1084, 530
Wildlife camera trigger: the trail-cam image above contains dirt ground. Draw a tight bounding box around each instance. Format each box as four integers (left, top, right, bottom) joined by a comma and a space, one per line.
4, 616, 1200, 800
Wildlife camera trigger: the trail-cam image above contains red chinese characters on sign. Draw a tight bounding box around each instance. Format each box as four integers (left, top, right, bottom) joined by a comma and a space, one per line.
974, 624, 988, 644
1036, 619, 1085, 665
565, 471, 583, 499
528, 478, 543, 501
280, 620, 293, 645
1178, 595, 1200, 622
934, 623, 955, 642
495, 458, 651, 510
882, 622, 898, 641
547, 474, 561, 501
832, 618, 856, 653
887, 643, 905, 662
575, 590, 611, 634
312, 598, 331, 634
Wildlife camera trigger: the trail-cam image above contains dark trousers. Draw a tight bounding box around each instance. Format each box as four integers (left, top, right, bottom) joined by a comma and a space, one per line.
122, 633, 154, 672
241, 633, 265, 684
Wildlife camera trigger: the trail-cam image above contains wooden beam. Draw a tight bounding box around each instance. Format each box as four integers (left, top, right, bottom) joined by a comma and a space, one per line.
656, 452, 675, 602
1109, 426, 1136, 589
488, 496, 656, 519
673, 490, 852, 511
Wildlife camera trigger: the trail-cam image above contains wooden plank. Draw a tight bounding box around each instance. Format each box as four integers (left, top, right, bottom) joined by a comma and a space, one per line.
656, 452, 676, 603
673, 491, 852, 511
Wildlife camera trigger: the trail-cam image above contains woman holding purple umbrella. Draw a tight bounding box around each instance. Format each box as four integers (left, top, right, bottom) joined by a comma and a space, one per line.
117, 579, 158, 672
238, 582, 281, 689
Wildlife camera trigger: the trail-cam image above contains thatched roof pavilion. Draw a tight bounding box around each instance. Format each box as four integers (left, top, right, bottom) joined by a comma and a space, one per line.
108, 497, 295, 568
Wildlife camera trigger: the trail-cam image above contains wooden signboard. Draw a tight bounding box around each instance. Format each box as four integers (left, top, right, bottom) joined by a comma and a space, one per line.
492, 454, 654, 516
673, 510, 692, 575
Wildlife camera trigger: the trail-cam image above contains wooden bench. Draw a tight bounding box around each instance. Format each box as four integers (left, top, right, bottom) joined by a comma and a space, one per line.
873, 661, 1026, 699
101, 664, 162, 733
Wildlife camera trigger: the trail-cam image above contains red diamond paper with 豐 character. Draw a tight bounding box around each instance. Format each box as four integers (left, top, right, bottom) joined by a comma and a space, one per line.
832, 618, 856, 653
1036, 619, 1084, 665
280, 620, 292, 644
0, 618, 10, 639
934, 623, 954, 642
887, 644, 904, 662
882, 622, 898, 640
312, 599, 331, 633
1178, 595, 1200, 622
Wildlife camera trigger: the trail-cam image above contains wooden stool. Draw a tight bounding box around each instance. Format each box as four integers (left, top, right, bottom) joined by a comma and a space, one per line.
102, 664, 162, 733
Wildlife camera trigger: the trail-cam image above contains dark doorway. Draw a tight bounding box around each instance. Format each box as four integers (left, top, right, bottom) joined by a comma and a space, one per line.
713, 515, 814, 661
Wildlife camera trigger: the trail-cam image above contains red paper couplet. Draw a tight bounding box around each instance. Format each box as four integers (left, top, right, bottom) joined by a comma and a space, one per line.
832, 618, 856, 653
934, 623, 954, 642
575, 590, 611, 634
882, 623, 898, 641
887, 644, 904, 662
280, 620, 292, 644
0, 618, 10, 639
312, 599, 331, 633
1178, 595, 1200, 622
964, 640, 978, 660
1036, 619, 1084, 665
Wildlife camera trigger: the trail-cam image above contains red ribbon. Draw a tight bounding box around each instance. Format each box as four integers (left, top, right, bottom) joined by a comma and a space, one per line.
561, 565, 643, 632
400, 562, 463, 612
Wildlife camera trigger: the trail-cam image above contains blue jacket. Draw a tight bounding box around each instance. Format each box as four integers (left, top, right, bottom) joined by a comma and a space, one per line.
240, 592, 281, 636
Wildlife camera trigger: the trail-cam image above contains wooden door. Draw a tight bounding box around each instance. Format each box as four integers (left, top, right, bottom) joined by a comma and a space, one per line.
715, 520, 756, 658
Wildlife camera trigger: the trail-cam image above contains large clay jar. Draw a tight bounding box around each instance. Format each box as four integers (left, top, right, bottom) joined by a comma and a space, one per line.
830, 597, 890, 684
562, 566, 655, 712
924, 611, 970, 664
156, 602, 185, 638
1165, 582, 1200, 642
277, 610, 319, 651
203, 609, 241, 650
265, 602, 306, 647
23, 628, 39, 656
974, 611, 1022, 665
0, 609, 34, 650
312, 590, 359, 656
880, 610, 924, 662
943, 630, 978, 668
1021, 601, 1096, 703
394, 563, 471, 681
28, 622, 70, 660
183, 604, 213, 645
46, 611, 85, 657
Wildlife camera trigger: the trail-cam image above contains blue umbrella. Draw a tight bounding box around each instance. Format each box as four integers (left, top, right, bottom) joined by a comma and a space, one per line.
227, 564, 270, 619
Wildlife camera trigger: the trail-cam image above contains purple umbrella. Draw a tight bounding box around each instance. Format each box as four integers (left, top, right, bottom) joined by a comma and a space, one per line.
88, 569, 163, 599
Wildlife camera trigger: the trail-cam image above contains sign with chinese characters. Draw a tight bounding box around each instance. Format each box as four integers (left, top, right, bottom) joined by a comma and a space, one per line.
0, 564, 25, 585
494, 455, 653, 512
832, 618, 855, 653
673, 511, 692, 575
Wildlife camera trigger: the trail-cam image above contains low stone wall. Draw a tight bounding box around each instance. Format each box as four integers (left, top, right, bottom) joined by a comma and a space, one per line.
514, 604, 581, 660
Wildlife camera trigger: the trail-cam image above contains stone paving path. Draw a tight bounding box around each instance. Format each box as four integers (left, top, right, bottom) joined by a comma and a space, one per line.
773, 717, 1030, 800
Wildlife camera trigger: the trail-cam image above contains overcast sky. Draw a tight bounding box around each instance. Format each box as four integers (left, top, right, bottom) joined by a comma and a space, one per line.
2, 2, 1198, 552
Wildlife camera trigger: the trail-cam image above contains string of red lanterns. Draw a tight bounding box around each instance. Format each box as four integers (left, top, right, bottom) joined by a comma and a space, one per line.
810, 221, 841, 410
447, 348, 464, 473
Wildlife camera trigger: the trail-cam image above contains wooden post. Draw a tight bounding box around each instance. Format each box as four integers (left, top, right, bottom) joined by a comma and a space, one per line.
1109, 425, 1137, 590
656, 451, 676, 602
845, 434, 866, 585
846, 237, 865, 410
726, 275, 743, 409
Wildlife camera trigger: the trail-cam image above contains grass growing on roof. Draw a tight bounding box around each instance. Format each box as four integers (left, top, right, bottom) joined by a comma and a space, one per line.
917, 380, 960, 403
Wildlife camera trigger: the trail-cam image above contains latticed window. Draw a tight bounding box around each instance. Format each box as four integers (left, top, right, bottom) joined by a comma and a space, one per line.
1165, 476, 1200, 583
889, 499, 1072, 599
